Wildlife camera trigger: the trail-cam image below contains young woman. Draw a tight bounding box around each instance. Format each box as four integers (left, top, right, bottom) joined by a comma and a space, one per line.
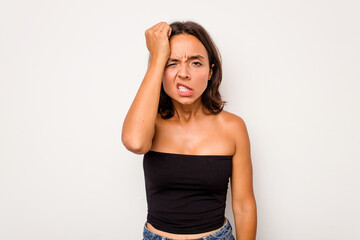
122, 21, 257, 240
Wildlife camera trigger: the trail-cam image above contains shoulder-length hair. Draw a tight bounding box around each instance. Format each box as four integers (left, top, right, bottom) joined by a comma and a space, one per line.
158, 21, 226, 119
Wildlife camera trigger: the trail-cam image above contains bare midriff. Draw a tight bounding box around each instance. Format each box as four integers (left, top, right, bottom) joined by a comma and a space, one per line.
146, 221, 225, 239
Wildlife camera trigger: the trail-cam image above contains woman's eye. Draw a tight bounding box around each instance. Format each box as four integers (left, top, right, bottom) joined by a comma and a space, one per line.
193, 62, 202, 66
166, 63, 176, 68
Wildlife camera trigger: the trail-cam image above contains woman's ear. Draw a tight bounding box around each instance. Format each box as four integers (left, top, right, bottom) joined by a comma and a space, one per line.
208, 64, 214, 80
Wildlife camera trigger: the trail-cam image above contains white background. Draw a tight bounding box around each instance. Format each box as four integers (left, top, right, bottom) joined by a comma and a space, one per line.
1, 0, 359, 239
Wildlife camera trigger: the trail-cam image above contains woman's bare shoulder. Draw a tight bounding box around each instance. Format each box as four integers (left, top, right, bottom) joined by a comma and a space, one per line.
217, 110, 249, 139
217, 110, 247, 127
216, 111, 250, 158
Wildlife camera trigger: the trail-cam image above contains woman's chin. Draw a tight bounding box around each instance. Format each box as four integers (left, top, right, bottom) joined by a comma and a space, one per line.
172, 97, 201, 107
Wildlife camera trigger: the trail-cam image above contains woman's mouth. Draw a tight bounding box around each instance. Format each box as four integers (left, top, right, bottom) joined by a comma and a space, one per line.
177, 83, 194, 96
178, 85, 191, 91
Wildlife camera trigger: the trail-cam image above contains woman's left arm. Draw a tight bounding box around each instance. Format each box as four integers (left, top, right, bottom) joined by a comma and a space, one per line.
230, 116, 257, 240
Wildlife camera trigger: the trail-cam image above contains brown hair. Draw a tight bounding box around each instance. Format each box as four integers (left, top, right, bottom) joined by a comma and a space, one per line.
158, 21, 226, 119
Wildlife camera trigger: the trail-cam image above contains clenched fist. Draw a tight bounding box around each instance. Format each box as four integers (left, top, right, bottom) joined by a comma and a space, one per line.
145, 22, 172, 61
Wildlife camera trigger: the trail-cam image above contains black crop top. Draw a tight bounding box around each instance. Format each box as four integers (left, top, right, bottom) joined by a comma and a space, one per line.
143, 150, 233, 234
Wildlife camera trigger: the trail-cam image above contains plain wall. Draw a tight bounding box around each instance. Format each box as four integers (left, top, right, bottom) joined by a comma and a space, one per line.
1, 0, 359, 239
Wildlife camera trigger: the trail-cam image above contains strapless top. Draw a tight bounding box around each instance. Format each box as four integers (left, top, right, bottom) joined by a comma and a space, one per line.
143, 150, 233, 234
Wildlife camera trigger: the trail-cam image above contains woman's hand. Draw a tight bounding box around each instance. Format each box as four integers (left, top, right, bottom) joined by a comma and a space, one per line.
145, 22, 172, 61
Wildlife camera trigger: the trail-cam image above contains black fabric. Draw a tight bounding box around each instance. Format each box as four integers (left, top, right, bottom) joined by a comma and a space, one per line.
143, 150, 232, 234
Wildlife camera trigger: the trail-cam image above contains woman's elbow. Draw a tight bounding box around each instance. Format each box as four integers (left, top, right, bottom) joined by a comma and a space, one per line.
121, 135, 151, 155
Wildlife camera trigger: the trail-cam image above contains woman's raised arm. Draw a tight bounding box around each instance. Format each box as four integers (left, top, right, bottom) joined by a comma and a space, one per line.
121, 22, 172, 154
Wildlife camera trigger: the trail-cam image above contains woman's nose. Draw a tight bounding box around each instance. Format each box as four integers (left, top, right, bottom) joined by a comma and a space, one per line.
177, 65, 190, 79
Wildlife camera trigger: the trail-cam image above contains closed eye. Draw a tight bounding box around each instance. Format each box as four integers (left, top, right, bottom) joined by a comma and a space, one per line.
165, 63, 177, 68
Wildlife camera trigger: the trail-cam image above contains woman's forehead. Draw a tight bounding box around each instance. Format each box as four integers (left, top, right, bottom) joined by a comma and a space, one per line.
169, 34, 208, 59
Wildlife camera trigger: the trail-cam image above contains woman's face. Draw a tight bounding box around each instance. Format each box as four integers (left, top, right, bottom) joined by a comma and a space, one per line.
163, 34, 212, 106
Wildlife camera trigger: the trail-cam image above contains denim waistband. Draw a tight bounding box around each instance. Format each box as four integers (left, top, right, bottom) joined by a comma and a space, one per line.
143, 217, 234, 240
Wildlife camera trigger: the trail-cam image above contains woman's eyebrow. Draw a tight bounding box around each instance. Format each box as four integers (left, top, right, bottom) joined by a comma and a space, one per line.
168, 55, 205, 62
188, 55, 205, 60
168, 58, 180, 62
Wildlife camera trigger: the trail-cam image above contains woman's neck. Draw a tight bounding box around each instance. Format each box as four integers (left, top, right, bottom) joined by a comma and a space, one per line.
172, 99, 208, 123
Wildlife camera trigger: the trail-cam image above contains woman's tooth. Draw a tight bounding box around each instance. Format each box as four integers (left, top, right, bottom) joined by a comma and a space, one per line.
178, 86, 189, 91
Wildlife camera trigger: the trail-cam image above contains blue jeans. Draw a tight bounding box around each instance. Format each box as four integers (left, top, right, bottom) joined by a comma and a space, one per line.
143, 218, 235, 240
